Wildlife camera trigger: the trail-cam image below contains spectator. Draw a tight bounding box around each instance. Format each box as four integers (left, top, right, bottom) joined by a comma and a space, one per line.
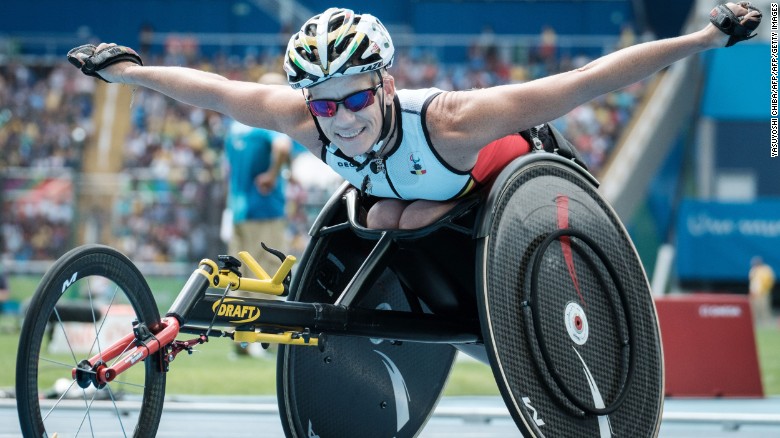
222, 71, 294, 357
749, 256, 776, 327
223, 72, 293, 277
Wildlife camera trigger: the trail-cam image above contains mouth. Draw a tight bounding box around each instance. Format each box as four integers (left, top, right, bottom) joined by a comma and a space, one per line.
336, 127, 365, 141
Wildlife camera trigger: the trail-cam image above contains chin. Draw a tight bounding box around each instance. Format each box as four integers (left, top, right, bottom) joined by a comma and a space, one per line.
336, 141, 372, 158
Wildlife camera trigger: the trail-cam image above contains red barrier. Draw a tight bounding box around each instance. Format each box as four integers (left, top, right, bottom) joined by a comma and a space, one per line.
654, 293, 764, 397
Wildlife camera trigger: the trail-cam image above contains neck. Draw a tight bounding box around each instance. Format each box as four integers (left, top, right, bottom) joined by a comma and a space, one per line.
353, 109, 396, 172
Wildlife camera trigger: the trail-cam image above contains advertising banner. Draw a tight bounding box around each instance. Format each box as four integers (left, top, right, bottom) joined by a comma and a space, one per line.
675, 199, 780, 281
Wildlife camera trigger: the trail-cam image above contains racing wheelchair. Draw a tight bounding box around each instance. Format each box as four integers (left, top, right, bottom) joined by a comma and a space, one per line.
16, 144, 664, 437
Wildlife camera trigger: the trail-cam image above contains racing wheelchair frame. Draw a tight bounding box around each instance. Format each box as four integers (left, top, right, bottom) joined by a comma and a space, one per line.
16, 151, 664, 437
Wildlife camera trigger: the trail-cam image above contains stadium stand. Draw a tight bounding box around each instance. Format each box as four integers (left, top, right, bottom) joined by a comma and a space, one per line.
1, 1, 649, 265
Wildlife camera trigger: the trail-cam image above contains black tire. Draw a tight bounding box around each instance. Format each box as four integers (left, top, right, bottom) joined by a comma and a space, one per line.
16, 244, 166, 437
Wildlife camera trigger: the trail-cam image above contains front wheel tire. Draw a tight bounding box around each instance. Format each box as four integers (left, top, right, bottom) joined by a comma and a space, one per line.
16, 244, 166, 437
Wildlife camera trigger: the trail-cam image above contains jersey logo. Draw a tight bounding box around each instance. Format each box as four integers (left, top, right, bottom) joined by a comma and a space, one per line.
408, 152, 427, 175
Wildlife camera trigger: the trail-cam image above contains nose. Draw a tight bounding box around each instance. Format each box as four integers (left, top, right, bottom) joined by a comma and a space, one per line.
332, 103, 358, 124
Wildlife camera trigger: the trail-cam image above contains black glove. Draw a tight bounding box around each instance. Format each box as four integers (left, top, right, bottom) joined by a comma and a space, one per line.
66, 44, 143, 82
709, 2, 762, 47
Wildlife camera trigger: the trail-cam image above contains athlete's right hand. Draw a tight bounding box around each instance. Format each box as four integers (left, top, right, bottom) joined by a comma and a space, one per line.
67, 43, 143, 83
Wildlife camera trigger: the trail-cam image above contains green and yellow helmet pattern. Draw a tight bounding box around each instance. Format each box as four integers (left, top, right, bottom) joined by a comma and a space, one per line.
284, 8, 395, 89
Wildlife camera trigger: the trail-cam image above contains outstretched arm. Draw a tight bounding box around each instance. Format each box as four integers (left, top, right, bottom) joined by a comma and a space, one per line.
428, 2, 761, 168
69, 43, 319, 149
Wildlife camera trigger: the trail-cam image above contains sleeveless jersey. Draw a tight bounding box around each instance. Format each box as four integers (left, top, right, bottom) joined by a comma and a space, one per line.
322, 88, 530, 201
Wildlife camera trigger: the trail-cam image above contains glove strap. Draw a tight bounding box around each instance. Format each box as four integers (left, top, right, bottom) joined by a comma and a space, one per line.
84, 46, 144, 83
709, 3, 761, 47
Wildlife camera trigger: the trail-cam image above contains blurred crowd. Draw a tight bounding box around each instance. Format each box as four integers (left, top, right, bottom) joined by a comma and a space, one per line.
1, 26, 648, 263
1, 63, 93, 261
0, 62, 94, 169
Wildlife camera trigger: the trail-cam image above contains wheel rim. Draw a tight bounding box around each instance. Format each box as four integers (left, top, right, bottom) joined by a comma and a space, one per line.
17, 245, 165, 437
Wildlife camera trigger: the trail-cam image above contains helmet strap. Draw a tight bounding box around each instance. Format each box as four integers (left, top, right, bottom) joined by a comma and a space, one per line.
353, 73, 394, 171
374, 70, 394, 150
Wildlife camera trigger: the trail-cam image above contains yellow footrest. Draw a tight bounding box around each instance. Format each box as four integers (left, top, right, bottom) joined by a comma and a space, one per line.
233, 330, 318, 347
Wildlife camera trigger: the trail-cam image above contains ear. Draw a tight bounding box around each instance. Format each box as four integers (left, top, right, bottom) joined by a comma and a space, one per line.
382, 74, 396, 104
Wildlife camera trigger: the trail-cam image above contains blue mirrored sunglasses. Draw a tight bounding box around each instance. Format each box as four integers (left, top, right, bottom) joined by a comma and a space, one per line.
306, 84, 382, 117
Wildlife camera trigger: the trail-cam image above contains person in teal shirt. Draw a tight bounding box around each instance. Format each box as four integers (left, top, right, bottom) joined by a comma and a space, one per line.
224, 72, 292, 277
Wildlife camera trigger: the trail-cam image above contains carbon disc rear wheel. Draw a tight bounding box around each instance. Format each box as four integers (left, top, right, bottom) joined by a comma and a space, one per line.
278, 224, 456, 438
478, 158, 663, 437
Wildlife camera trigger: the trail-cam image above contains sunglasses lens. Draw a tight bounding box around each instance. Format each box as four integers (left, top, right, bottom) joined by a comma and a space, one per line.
308, 87, 378, 117
309, 100, 337, 117
343, 89, 374, 112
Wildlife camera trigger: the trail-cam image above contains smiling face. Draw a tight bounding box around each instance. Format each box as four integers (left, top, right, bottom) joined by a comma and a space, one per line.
306, 72, 395, 157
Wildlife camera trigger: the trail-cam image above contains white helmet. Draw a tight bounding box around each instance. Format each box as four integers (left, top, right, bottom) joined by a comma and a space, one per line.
284, 8, 395, 89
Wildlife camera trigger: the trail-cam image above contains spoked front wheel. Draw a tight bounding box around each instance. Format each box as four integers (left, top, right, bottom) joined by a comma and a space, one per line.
16, 244, 166, 437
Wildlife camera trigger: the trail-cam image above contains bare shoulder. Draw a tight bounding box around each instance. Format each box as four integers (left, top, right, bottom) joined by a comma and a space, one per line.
424, 90, 476, 143
423, 89, 500, 169
425, 87, 516, 145
422, 81, 570, 169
